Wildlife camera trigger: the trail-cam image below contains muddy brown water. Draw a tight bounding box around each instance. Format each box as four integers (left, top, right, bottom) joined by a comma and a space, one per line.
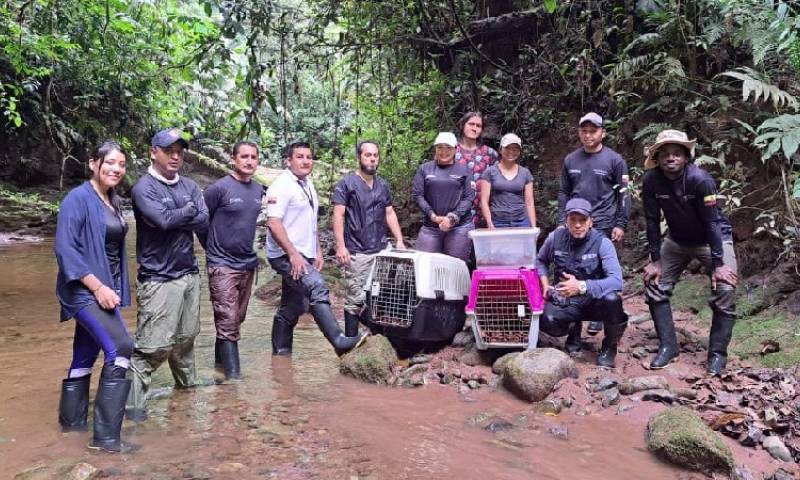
0, 238, 692, 479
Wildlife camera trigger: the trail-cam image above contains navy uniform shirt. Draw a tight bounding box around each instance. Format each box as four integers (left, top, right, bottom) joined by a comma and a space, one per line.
642, 164, 732, 268
332, 172, 393, 254
558, 146, 631, 232
200, 175, 265, 270
411, 160, 475, 228
132, 173, 209, 283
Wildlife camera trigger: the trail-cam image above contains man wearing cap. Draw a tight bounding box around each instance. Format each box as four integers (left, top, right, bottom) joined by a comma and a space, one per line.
198, 141, 264, 380
558, 112, 631, 338
536, 198, 628, 367
412, 132, 476, 261
127, 128, 209, 421
267, 141, 366, 356
642, 129, 738, 375
332, 140, 406, 336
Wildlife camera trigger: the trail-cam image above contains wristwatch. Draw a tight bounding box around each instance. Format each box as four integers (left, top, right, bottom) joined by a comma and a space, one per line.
578, 281, 587, 295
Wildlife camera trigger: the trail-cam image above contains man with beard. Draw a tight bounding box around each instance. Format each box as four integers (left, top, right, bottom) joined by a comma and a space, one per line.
332, 140, 406, 335
199, 141, 264, 379
642, 129, 738, 375
536, 198, 628, 368
267, 141, 366, 356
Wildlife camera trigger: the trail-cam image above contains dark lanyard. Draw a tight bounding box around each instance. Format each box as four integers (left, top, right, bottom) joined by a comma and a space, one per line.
297, 180, 314, 209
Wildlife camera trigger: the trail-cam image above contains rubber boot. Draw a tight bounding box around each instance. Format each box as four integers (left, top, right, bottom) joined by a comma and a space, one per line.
271, 318, 294, 356
214, 338, 222, 370
649, 302, 679, 369
59, 375, 90, 432
344, 311, 360, 337
309, 303, 367, 356
89, 377, 139, 453
586, 320, 603, 336
707, 312, 735, 375
597, 315, 628, 368
218, 340, 241, 379
564, 321, 582, 356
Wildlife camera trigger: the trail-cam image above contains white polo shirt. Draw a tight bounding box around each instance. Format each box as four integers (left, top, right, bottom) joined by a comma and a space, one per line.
265, 169, 319, 259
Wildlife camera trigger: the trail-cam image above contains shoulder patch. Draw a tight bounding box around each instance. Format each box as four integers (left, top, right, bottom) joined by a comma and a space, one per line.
703, 194, 717, 206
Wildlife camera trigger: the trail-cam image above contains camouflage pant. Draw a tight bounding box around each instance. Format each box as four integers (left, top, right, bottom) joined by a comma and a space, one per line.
342, 252, 377, 315
127, 273, 200, 413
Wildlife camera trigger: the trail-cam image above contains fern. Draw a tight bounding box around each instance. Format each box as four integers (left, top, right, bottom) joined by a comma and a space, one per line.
753, 114, 800, 162
719, 67, 800, 111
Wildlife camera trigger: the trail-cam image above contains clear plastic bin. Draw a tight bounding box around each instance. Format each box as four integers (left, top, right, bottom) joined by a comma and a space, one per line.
468, 227, 540, 268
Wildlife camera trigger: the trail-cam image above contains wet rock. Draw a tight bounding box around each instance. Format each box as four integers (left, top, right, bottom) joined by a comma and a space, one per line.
441, 373, 457, 384
546, 423, 569, 441
738, 425, 763, 447
397, 364, 427, 387
467, 380, 481, 390
641, 389, 678, 404
762, 436, 793, 462
618, 375, 669, 395
492, 352, 520, 375
629, 313, 650, 325
502, 348, 578, 402
457, 342, 493, 367
631, 347, 649, 359
674, 388, 698, 400
483, 417, 514, 432
532, 399, 562, 415
647, 407, 734, 473
409, 354, 432, 365
731, 465, 755, 480
591, 377, 618, 392
66, 463, 99, 480
339, 335, 398, 384
600, 387, 620, 407
14, 465, 48, 480
452, 330, 474, 347
766, 468, 796, 480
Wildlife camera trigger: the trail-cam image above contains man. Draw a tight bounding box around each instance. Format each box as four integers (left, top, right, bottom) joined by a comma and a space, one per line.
642, 129, 738, 375
127, 128, 209, 421
266, 141, 366, 356
536, 198, 628, 368
558, 112, 631, 336
332, 140, 406, 335
199, 141, 264, 379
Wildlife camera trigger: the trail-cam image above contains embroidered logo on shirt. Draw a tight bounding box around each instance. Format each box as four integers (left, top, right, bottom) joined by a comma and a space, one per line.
569, 169, 581, 174
703, 194, 717, 206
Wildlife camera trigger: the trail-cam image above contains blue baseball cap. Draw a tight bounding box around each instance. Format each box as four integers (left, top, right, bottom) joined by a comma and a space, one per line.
565, 198, 592, 217
151, 128, 189, 149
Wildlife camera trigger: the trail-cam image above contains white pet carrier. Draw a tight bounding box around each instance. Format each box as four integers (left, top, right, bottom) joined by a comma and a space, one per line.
364, 249, 470, 342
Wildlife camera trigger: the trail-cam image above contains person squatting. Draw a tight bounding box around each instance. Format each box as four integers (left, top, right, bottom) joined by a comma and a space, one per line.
54, 115, 740, 453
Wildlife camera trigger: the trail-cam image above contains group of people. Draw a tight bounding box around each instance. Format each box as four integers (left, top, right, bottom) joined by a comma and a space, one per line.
53, 111, 739, 454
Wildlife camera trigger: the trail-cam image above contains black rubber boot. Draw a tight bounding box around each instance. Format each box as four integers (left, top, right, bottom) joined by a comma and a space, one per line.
586, 320, 603, 336
89, 377, 139, 453
218, 340, 241, 379
649, 302, 680, 369
214, 338, 222, 370
344, 311, 360, 337
59, 375, 90, 432
564, 321, 582, 356
271, 318, 295, 356
707, 312, 735, 375
597, 315, 628, 368
309, 303, 367, 356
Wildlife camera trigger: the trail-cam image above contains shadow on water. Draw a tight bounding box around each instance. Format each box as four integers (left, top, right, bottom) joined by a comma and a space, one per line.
0, 237, 686, 479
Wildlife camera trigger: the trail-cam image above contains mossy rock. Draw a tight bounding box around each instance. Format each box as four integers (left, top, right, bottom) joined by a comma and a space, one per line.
502, 348, 577, 402
339, 335, 398, 384
647, 407, 734, 473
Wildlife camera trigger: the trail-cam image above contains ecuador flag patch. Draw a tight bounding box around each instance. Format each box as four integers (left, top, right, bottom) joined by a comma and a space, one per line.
703, 194, 717, 206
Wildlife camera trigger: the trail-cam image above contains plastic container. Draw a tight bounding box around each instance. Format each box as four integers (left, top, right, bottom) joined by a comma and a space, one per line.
469, 227, 540, 269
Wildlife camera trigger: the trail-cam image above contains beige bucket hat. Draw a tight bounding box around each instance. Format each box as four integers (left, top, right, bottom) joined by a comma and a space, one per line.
644, 129, 697, 170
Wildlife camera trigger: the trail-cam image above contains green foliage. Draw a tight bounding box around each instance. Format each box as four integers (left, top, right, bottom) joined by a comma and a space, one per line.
719, 68, 799, 111
753, 114, 800, 162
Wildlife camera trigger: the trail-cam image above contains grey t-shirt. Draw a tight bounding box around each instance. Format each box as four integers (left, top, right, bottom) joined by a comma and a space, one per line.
481, 164, 534, 222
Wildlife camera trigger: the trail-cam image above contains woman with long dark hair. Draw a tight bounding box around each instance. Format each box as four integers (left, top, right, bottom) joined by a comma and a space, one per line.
454, 111, 499, 227
55, 140, 136, 453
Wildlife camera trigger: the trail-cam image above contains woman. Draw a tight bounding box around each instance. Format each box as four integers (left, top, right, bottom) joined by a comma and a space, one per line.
480, 133, 537, 228
454, 112, 499, 226
55, 140, 136, 453
412, 132, 476, 261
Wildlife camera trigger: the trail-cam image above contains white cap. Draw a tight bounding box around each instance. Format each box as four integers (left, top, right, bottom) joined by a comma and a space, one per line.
433, 132, 457, 147
500, 133, 522, 149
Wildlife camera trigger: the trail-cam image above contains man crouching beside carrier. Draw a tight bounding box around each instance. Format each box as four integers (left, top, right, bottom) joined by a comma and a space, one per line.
536, 198, 628, 368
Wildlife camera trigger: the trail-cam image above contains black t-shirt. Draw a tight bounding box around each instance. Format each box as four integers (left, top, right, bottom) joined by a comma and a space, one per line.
103, 203, 127, 291
332, 172, 393, 254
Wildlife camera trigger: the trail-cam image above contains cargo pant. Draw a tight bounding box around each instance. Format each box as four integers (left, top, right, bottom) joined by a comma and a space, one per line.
208, 266, 255, 342
343, 253, 377, 315
127, 273, 201, 414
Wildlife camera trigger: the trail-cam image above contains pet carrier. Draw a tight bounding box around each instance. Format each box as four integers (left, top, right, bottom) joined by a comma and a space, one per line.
469, 227, 540, 269
364, 249, 470, 342
466, 268, 545, 350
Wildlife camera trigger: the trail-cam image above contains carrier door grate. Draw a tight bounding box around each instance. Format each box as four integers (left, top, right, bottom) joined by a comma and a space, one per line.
370, 257, 419, 328
474, 278, 531, 345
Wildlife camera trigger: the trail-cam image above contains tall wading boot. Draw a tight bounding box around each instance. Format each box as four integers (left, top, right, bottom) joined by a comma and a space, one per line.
59, 375, 90, 432
597, 314, 628, 368
218, 339, 241, 379
649, 302, 680, 369
271, 318, 295, 356
214, 338, 222, 370
344, 311, 360, 337
564, 321, 582, 356
707, 312, 735, 375
89, 377, 139, 453
309, 303, 367, 356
